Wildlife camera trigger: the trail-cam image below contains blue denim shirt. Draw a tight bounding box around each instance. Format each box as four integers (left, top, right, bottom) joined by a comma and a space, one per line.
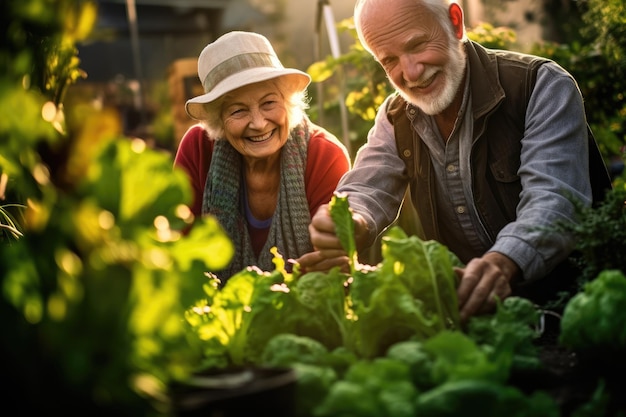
337, 44, 592, 282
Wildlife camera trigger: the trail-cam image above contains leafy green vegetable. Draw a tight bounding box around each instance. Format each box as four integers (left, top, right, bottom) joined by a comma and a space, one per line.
186, 196, 464, 366
183, 195, 478, 416
313, 380, 382, 417
346, 227, 462, 358
559, 269, 626, 352
260, 335, 341, 417
540, 183, 626, 284
314, 357, 418, 417
423, 330, 509, 385
379, 227, 461, 327
184, 266, 302, 368
467, 297, 543, 373
414, 379, 560, 417
328, 192, 358, 271
292, 268, 349, 349
291, 363, 339, 417
261, 333, 330, 367
385, 340, 435, 390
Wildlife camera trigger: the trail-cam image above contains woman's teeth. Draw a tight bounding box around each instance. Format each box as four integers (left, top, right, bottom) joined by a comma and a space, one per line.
248, 131, 273, 142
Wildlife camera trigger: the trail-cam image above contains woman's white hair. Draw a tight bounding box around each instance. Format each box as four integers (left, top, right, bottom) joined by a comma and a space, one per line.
199, 77, 309, 140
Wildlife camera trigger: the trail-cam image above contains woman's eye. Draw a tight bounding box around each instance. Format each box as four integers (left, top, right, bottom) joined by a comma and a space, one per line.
262, 100, 278, 109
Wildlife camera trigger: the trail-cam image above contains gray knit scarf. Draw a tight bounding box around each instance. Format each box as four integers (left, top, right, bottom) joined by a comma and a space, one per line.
201, 120, 313, 283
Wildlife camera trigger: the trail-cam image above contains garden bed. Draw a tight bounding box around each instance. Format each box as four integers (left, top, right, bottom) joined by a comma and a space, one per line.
511, 313, 625, 417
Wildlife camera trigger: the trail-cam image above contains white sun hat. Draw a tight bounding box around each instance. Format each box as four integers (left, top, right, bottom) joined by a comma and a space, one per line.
185, 31, 311, 120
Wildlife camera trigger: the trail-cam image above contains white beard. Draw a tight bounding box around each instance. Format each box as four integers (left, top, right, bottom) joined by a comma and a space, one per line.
393, 39, 467, 115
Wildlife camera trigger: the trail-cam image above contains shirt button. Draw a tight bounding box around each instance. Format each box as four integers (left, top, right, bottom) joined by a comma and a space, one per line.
446, 164, 457, 173
456, 205, 466, 214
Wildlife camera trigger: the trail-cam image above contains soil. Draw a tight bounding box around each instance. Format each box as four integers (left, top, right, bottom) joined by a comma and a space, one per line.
509, 315, 626, 417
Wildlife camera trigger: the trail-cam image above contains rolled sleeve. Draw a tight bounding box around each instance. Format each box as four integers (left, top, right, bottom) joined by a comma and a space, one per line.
494, 63, 593, 280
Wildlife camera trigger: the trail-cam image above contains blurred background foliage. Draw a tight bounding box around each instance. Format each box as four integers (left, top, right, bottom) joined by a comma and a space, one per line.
1, 0, 234, 415
532, 0, 626, 169
0, 0, 624, 416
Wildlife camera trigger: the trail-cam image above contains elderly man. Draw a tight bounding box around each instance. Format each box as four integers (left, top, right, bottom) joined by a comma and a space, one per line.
298, 0, 611, 322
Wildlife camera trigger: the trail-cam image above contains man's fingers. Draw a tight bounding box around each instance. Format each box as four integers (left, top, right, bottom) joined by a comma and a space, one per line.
457, 259, 500, 322
459, 284, 492, 323
295, 251, 323, 268
318, 248, 348, 258
455, 266, 479, 308
458, 273, 512, 323
295, 250, 349, 272
315, 234, 344, 251
301, 256, 350, 273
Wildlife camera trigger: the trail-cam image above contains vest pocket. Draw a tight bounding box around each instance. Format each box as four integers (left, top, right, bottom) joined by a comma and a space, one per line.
489, 155, 519, 183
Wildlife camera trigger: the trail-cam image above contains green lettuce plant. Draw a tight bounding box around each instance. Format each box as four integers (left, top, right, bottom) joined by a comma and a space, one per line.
184, 193, 462, 367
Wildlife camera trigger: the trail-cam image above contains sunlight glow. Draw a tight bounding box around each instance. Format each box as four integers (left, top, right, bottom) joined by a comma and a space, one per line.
98, 210, 115, 230
41, 101, 57, 122
24, 299, 43, 324
154, 215, 169, 230
175, 204, 193, 222
32, 163, 51, 186
393, 261, 405, 276
270, 283, 290, 293
130, 138, 146, 153
47, 292, 67, 321
145, 247, 172, 269
56, 248, 83, 275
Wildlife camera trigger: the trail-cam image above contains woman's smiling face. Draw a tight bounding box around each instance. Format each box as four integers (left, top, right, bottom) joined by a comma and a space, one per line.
220, 80, 290, 160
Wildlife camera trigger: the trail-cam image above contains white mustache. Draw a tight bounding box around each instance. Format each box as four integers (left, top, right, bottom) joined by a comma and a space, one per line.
404, 67, 439, 88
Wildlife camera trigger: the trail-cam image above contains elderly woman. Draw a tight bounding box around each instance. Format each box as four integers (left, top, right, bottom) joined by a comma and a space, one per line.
174, 31, 351, 282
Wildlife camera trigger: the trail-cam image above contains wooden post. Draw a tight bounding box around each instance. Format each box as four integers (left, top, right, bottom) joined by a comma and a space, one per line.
168, 58, 203, 146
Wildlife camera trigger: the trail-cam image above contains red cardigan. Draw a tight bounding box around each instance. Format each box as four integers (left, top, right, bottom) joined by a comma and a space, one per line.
174, 123, 351, 238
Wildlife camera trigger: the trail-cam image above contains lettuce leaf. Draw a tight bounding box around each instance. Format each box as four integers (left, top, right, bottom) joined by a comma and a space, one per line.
329, 192, 358, 273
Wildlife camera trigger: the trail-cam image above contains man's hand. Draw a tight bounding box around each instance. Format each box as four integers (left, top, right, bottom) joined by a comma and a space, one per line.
296, 204, 368, 272
455, 251, 521, 323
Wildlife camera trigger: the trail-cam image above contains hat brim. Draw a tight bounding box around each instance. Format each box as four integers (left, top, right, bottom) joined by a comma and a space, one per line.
185, 68, 311, 120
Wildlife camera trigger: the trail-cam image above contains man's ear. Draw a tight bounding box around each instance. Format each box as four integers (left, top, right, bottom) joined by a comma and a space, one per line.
449, 3, 465, 39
